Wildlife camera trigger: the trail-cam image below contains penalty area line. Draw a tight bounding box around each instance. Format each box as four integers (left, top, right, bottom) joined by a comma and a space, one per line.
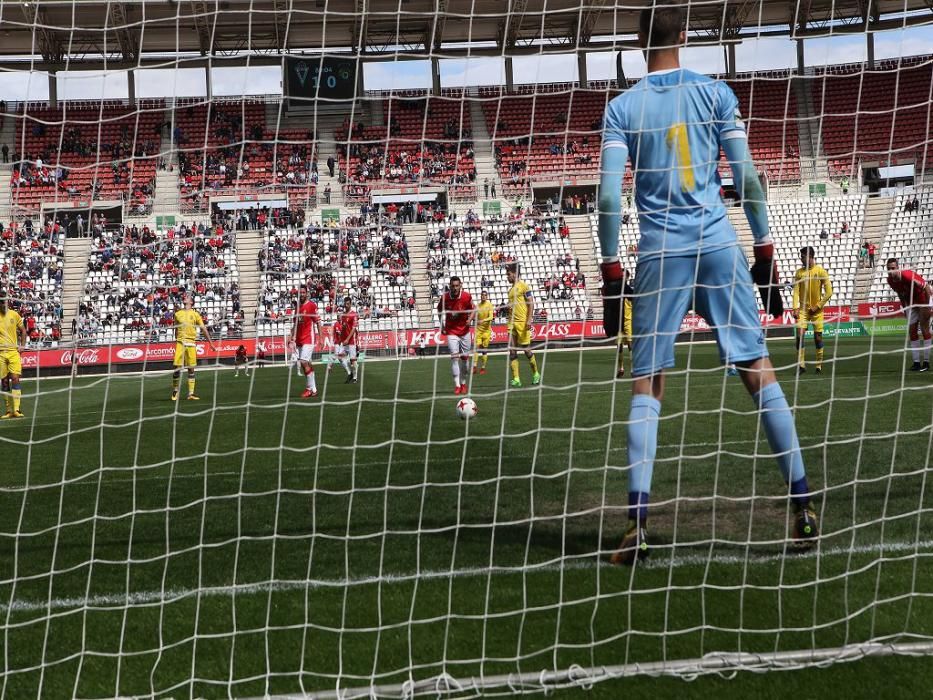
3, 538, 932, 614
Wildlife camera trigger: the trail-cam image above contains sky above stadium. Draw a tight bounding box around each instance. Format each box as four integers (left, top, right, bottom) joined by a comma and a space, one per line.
0, 25, 929, 101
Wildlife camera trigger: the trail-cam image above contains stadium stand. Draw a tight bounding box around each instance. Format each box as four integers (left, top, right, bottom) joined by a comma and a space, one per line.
12, 102, 163, 213
173, 100, 317, 213
868, 187, 933, 302
588, 194, 865, 308
0, 220, 65, 346
256, 215, 416, 337
78, 223, 243, 344
726, 75, 801, 183
812, 58, 933, 179
428, 210, 589, 325
336, 93, 477, 202
482, 77, 802, 199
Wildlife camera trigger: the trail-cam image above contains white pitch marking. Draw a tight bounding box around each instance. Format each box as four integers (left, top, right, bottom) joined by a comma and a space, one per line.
2, 539, 931, 614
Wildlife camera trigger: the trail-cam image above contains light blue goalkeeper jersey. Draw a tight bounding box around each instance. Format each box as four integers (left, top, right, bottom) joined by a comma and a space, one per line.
602, 68, 747, 260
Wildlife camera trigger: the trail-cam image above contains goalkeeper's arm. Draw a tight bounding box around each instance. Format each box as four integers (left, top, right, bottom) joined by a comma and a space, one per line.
597, 145, 627, 337
722, 134, 783, 314
721, 135, 770, 243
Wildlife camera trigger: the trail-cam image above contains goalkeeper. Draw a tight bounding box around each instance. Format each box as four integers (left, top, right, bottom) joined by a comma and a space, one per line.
597, 2, 817, 565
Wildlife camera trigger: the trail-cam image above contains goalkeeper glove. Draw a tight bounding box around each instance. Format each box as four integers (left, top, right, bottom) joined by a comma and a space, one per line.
750, 238, 784, 317
600, 260, 624, 338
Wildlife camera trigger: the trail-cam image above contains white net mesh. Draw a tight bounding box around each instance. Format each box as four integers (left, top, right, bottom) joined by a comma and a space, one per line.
1, 1, 933, 697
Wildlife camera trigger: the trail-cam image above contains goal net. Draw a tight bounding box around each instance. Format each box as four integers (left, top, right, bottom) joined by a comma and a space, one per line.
2, 1, 933, 697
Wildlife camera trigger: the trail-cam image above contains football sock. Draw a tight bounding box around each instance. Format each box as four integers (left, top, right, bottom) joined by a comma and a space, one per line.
473, 350, 480, 366
171, 377, 180, 393
304, 365, 317, 391
924, 338, 931, 362
451, 357, 461, 386
911, 339, 921, 363
12, 386, 21, 413
459, 357, 468, 380
341, 357, 351, 374
481, 352, 488, 369
628, 491, 650, 527
351, 362, 357, 379
510, 359, 520, 380
815, 346, 824, 369
754, 382, 807, 501
187, 378, 196, 396
797, 346, 806, 367
528, 355, 538, 374
3, 394, 11, 414
627, 394, 661, 521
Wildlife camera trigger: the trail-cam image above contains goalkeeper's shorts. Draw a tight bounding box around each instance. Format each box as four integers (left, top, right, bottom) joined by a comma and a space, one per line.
475, 329, 492, 348
632, 246, 767, 377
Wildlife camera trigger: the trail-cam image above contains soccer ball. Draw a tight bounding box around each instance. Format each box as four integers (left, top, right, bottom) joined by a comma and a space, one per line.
456, 397, 478, 420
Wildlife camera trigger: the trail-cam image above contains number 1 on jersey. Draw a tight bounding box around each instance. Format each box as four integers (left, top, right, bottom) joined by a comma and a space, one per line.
666, 123, 696, 192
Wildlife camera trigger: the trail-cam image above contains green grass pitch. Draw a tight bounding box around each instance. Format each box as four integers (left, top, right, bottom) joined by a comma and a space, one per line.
1, 337, 932, 698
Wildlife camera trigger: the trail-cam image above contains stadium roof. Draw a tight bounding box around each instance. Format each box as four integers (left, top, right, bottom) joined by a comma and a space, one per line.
5, 0, 932, 69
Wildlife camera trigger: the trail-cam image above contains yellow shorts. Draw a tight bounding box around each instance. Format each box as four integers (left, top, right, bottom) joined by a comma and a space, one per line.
510, 325, 532, 347
475, 329, 492, 348
173, 343, 198, 368
0, 350, 22, 376
797, 310, 824, 334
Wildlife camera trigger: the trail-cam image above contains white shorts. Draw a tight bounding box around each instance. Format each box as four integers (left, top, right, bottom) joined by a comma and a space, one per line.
447, 333, 472, 357
298, 344, 315, 362
906, 306, 932, 327
334, 343, 357, 359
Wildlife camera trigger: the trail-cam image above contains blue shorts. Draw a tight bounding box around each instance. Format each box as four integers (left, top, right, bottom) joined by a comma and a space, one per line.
631, 245, 768, 377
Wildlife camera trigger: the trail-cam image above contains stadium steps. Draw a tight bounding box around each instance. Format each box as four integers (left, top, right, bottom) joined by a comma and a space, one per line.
565, 215, 602, 318
404, 222, 435, 327
793, 76, 831, 186
60, 237, 93, 344
727, 207, 756, 260
151, 129, 182, 224
469, 98, 501, 202
281, 108, 353, 214
853, 195, 896, 309
0, 116, 14, 222
0, 164, 12, 225
235, 227, 265, 335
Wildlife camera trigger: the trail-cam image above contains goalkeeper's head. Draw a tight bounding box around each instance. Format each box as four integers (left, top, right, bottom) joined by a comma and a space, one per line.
639, 1, 686, 54
0, 290, 9, 313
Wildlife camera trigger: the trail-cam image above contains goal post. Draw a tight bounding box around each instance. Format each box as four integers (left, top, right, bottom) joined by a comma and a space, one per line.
1, 1, 933, 698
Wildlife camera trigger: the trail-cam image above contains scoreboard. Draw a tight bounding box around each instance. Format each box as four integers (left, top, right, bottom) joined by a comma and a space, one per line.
285, 56, 357, 104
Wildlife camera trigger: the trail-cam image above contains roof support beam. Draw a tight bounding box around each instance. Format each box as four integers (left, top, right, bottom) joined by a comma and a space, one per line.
190, 0, 214, 56
427, 0, 448, 53
351, 0, 368, 54
23, 4, 64, 64
272, 0, 292, 52
108, 3, 140, 64
578, 0, 609, 46
498, 0, 528, 54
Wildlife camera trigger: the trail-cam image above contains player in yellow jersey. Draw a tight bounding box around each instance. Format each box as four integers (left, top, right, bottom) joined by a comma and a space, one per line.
616, 269, 635, 379
792, 246, 833, 375
0, 291, 27, 419
504, 263, 540, 387
472, 290, 494, 375
172, 294, 216, 401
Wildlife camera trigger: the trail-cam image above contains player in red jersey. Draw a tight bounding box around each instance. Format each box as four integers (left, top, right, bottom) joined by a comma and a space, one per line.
334, 296, 359, 383
234, 344, 249, 377
886, 258, 933, 371
289, 286, 324, 397
437, 276, 475, 394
